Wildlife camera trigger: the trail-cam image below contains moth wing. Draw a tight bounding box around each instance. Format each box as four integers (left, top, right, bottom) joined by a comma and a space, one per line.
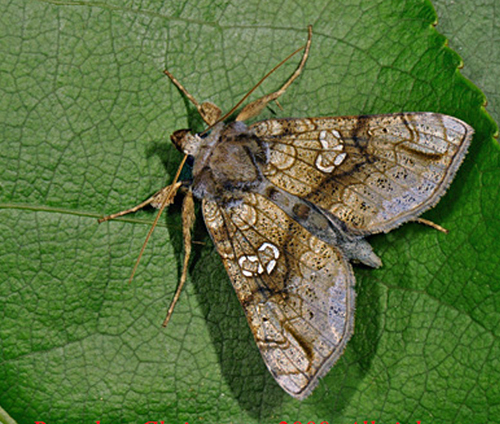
252, 112, 473, 234
202, 193, 355, 399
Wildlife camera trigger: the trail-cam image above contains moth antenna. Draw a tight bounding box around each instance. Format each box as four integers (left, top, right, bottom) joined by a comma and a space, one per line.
201, 25, 313, 134
127, 154, 188, 284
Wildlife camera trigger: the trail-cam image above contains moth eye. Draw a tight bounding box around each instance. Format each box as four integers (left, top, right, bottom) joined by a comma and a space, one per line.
170, 128, 191, 151
186, 155, 195, 166
170, 128, 201, 156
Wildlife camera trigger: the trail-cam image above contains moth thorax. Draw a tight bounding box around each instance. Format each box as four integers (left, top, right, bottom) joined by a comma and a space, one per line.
190, 122, 269, 203
170, 129, 201, 156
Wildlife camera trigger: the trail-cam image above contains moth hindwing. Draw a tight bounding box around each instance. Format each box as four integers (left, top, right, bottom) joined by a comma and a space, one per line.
100, 27, 473, 399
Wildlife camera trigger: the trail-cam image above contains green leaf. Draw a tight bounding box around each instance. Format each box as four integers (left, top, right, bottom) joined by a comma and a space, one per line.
1, 0, 498, 423
434, 0, 500, 130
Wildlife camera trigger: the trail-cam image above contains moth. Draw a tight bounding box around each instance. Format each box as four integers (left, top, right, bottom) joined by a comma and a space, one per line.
100, 27, 473, 399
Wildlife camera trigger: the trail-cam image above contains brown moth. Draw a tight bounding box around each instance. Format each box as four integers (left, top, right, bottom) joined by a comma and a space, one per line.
100, 27, 473, 399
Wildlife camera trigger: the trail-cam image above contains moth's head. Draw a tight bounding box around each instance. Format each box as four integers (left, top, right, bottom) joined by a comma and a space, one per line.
170, 129, 200, 156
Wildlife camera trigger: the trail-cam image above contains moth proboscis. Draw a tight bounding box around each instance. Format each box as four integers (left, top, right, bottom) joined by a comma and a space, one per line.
99, 26, 473, 399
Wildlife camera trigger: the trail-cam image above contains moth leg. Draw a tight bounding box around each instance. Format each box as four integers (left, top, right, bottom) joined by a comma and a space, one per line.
150, 182, 184, 209
163, 189, 196, 327
164, 69, 222, 126
98, 182, 183, 223
413, 217, 449, 234
235, 25, 313, 122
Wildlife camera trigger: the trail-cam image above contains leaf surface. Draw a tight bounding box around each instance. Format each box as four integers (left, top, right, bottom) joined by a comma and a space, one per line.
0, 0, 498, 422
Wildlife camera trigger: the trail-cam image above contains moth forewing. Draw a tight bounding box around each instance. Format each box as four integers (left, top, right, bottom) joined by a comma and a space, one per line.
99, 26, 473, 400
251, 112, 473, 235
202, 193, 357, 399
